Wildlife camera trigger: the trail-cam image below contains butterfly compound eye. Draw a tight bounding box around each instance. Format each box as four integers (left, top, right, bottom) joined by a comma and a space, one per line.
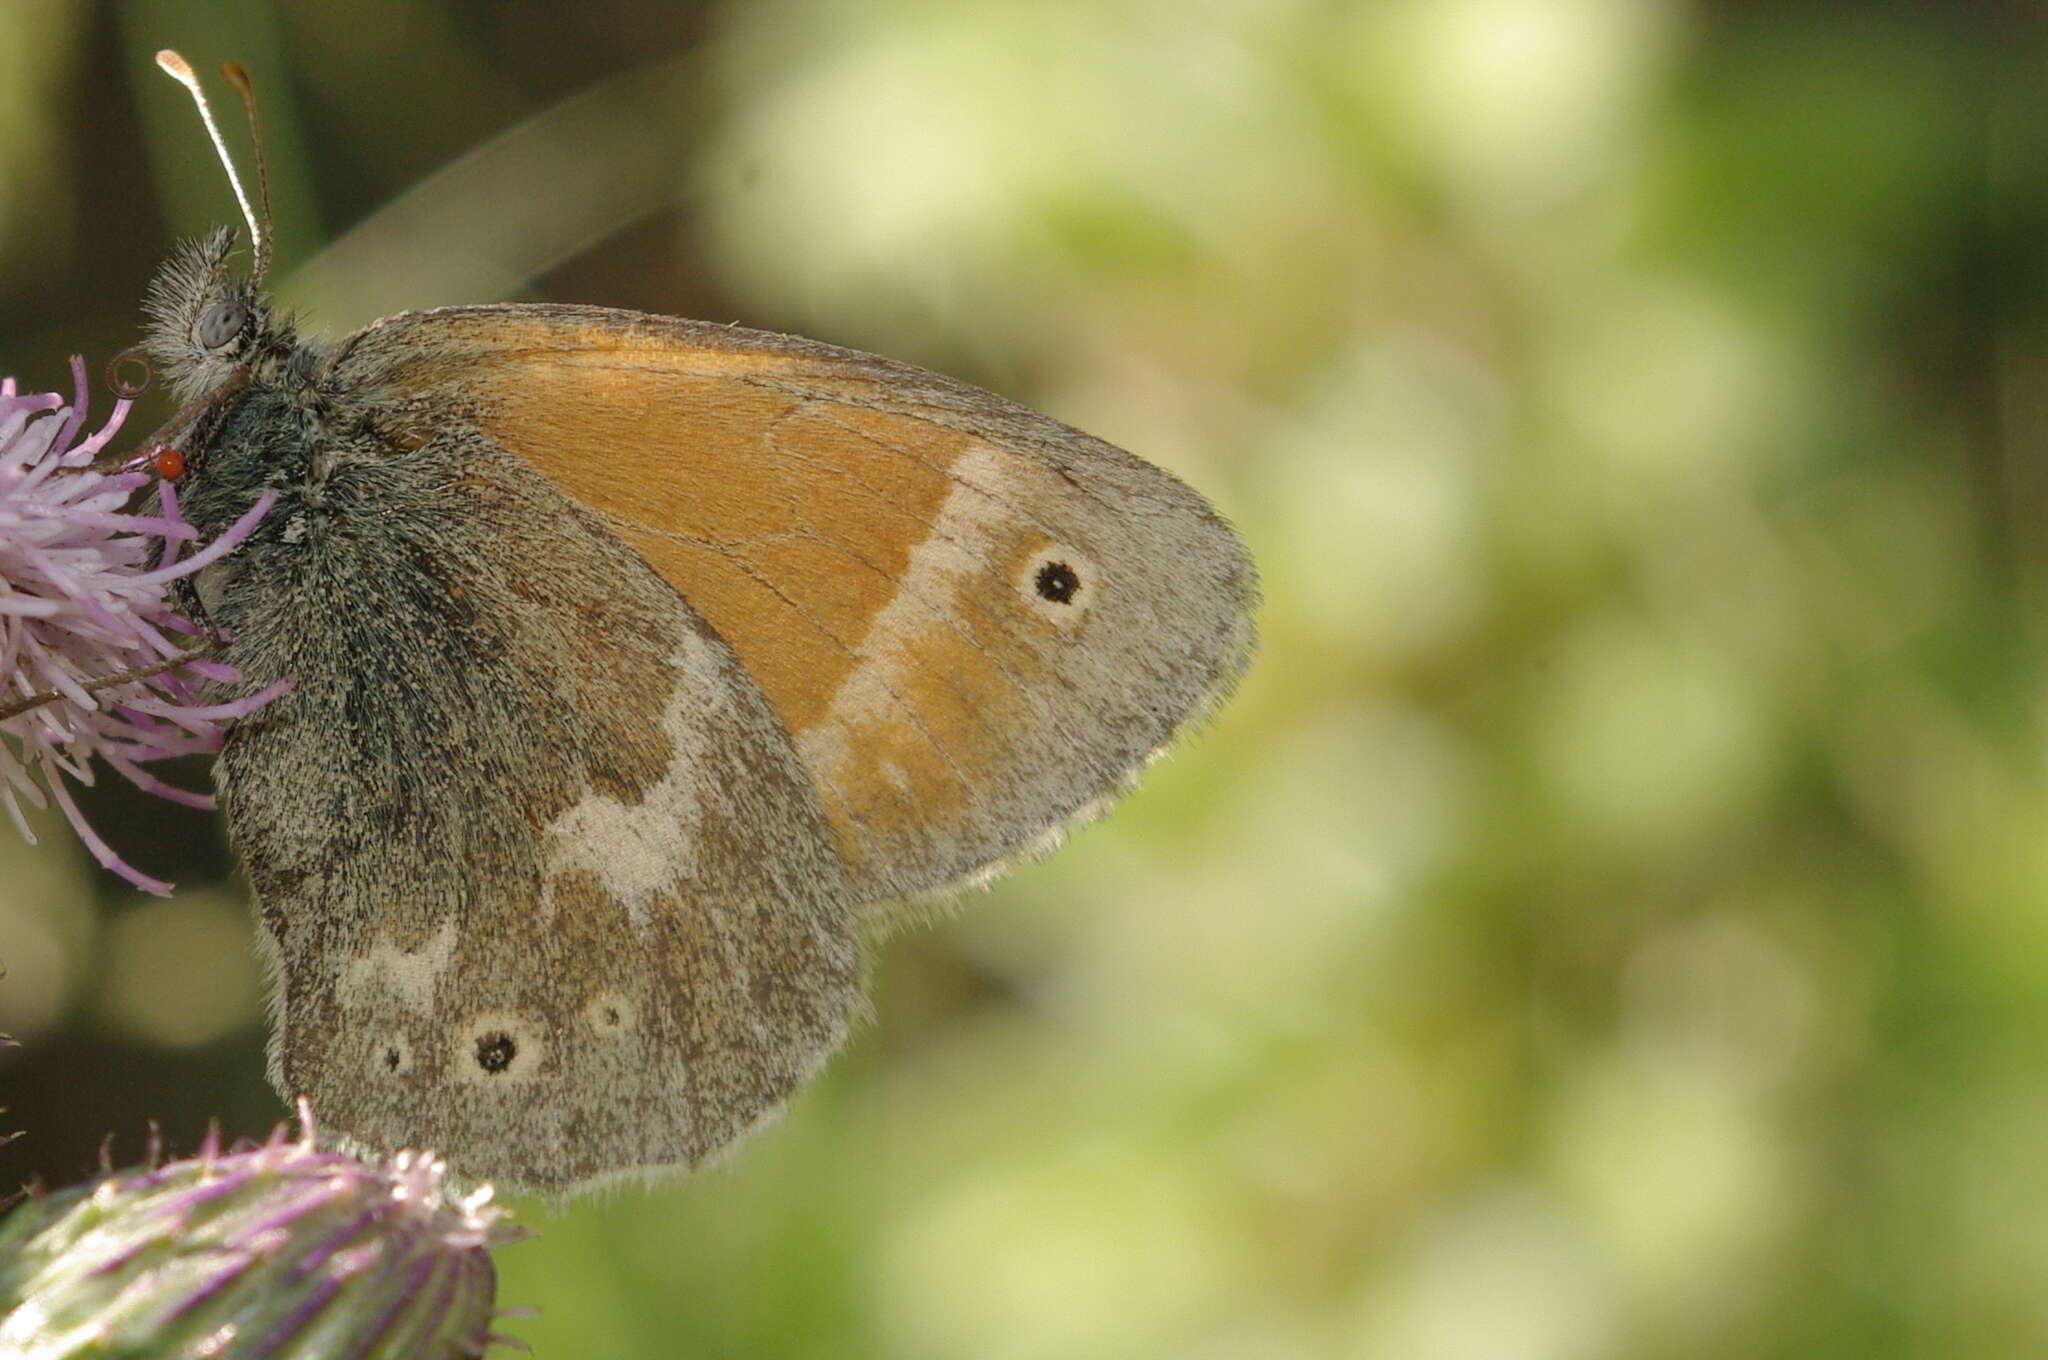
196, 298, 249, 351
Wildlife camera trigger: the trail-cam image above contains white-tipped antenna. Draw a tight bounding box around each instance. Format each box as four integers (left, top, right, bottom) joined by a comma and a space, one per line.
156, 49, 269, 284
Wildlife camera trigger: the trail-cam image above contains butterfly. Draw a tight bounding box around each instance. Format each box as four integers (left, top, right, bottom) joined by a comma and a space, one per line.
133, 52, 1255, 1193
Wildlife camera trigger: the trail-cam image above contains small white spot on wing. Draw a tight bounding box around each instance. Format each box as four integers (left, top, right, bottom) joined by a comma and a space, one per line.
538, 633, 731, 931
340, 919, 458, 1013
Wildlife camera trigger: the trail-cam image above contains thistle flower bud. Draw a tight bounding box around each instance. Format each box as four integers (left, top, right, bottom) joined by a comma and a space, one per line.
0, 1108, 527, 1358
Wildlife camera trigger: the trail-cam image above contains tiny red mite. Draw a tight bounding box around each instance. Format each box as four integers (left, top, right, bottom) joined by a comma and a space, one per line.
152, 447, 187, 480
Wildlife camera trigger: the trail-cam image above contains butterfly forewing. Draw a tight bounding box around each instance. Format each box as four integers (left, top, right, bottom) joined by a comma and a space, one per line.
325, 306, 1258, 912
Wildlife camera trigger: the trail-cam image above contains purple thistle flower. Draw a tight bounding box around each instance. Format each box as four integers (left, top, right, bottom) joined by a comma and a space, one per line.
0, 1103, 529, 1358
0, 358, 284, 894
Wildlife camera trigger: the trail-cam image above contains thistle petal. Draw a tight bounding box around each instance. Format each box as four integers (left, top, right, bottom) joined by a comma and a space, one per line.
0, 361, 280, 891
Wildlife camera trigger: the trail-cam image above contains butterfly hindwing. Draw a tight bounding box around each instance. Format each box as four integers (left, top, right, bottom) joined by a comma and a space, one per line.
217, 424, 858, 1192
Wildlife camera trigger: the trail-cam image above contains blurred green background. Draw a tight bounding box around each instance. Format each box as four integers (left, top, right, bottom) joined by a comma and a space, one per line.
1, 0, 2040, 1355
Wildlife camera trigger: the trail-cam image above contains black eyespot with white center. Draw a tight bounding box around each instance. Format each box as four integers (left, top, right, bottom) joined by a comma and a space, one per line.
475, 1031, 517, 1074
196, 299, 249, 351
1035, 560, 1081, 604
454, 1012, 547, 1084
1018, 544, 1099, 629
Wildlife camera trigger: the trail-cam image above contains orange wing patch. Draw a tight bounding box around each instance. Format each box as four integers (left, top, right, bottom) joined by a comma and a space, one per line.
473, 353, 959, 724
470, 345, 1058, 888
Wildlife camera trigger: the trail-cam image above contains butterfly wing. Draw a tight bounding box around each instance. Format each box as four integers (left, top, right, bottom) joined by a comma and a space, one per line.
217, 421, 858, 1193
322, 304, 1258, 914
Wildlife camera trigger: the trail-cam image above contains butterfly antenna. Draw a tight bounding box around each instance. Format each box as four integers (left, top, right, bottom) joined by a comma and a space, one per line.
220, 60, 275, 286
155, 50, 268, 284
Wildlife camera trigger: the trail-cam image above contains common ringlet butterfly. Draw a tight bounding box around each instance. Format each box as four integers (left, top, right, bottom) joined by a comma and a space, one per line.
137, 53, 1255, 1192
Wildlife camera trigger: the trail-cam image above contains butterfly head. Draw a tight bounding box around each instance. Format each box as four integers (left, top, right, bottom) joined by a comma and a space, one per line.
141, 53, 303, 416
142, 225, 292, 404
